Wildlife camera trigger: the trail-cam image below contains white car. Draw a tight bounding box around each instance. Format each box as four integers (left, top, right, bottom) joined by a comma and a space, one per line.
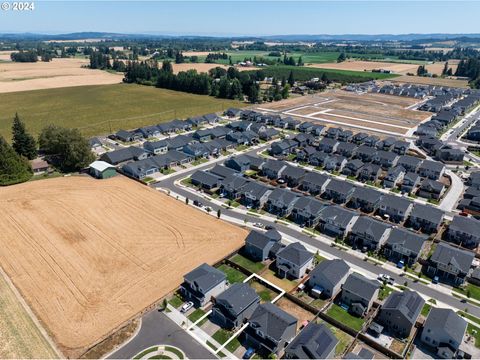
378, 274, 391, 282
253, 222, 264, 229
181, 301, 194, 313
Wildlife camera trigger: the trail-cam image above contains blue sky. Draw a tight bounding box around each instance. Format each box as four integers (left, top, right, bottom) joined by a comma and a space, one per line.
1, 1, 480, 35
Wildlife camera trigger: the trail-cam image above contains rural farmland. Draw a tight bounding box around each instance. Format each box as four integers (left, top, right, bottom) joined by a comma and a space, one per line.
0, 176, 247, 357
0, 83, 246, 140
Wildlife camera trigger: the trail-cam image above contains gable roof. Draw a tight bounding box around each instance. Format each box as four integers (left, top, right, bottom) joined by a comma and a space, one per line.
378, 194, 412, 212
216, 283, 259, 316
309, 259, 350, 288
293, 197, 325, 216
208, 164, 238, 179
430, 242, 474, 274
277, 242, 313, 267
268, 188, 300, 206
381, 290, 425, 324
249, 302, 297, 341
342, 273, 380, 301
410, 203, 444, 225
302, 172, 330, 187
285, 323, 338, 359
325, 179, 356, 195
424, 308, 467, 345
449, 215, 480, 237
319, 206, 357, 228
184, 263, 226, 291
351, 216, 391, 242
351, 187, 383, 204
245, 229, 281, 249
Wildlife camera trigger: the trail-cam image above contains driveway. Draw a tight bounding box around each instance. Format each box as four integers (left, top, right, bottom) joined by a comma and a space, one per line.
108, 310, 216, 359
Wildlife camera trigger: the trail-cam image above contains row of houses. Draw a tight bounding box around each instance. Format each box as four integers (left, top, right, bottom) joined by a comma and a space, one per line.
415, 136, 465, 164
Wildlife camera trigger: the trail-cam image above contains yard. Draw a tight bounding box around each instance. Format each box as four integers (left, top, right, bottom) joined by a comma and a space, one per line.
378, 285, 395, 301
248, 280, 278, 302
211, 329, 241, 353
187, 309, 207, 326
217, 264, 247, 284
467, 324, 480, 348
421, 304, 431, 317
0, 83, 245, 140
260, 268, 298, 292
229, 254, 266, 274
275, 297, 315, 330
317, 319, 354, 357
326, 304, 365, 332
453, 283, 480, 301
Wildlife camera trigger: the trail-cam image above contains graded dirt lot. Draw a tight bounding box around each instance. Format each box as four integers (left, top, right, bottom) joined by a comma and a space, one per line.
0, 176, 247, 357
0, 58, 123, 93
0, 271, 58, 359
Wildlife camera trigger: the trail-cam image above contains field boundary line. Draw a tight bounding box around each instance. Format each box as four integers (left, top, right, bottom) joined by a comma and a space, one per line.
101, 318, 143, 359
0, 265, 63, 358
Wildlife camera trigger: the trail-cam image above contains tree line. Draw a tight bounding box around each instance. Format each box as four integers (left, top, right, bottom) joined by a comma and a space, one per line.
0, 114, 94, 186
455, 58, 480, 88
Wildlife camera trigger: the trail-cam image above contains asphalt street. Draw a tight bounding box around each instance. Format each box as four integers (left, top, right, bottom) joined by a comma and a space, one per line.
154, 148, 480, 319
108, 310, 215, 359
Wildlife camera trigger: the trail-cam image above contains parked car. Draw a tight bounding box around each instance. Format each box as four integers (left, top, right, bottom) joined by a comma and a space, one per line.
243, 348, 255, 359
253, 222, 264, 229
181, 301, 194, 313
432, 276, 439, 284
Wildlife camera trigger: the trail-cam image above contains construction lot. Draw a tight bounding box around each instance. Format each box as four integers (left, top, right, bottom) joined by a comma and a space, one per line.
258, 90, 432, 136
0, 176, 247, 357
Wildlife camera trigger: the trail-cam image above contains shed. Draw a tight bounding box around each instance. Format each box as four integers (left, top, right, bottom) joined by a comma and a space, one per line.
89, 161, 117, 179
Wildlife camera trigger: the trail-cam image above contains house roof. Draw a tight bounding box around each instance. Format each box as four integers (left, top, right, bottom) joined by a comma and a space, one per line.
309, 259, 350, 288
375, 150, 398, 161
191, 170, 222, 187
449, 215, 480, 237
245, 229, 281, 249
319, 205, 357, 228
325, 179, 356, 195
351, 187, 383, 204
220, 174, 249, 191
101, 146, 143, 164
351, 216, 391, 243
282, 165, 307, 179
89, 160, 114, 172
240, 182, 271, 199
216, 283, 259, 316
381, 290, 425, 324
208, 164, 238, 179
342, 273, 380, 301
268, 188, 300, 206
424, 308, 467, 346
378, 194, 412, 212
420, 179, 445, 193
430, 242, 474, 274
419, 159, 445, 173
386, 228, 427, 255
184, 263, 226, 291
293, 197, 325, 216
262, 159, 288, 173
410, 203, 444, 225
277, 242, 313, 267
285, 323, 338, 359
249, 302, 297, 342
302, 172, 330, 187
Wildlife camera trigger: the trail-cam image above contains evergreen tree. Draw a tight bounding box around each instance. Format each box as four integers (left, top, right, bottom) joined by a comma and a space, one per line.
337, 52, 346, 63
282, 84, 290, 99
297, 56, 304, 66
321, 73, 328, 82
248, 84, 260, 104
442, 62, 449, 76
12, 113, 37, 160
162, 60, 173, 73
287, 70, 295, 86
281, 76, 286, 87
0, 136, 33, 186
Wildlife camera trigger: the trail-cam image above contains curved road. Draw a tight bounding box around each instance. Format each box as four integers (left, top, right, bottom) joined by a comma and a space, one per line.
154, 150, 480, 319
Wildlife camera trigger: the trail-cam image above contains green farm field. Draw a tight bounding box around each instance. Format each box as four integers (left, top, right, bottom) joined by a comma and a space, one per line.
0, 83, 246, 140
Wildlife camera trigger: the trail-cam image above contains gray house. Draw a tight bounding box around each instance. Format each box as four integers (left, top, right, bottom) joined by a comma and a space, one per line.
401, 172, 421, 193
372, 150, 399, 169
300, 172, 330, 195
421, 308, 467, 359
261, 159, 288, 180
409, 203, 444, 234
211, 283, 260, 329
276, 242, 314, 279
377, 195, 413, 223
318, 205, 359, 239
284, 323, 338, 359
308, 259, 350, 299
427, 242, 474, 285
341, 273, 380, 317
181, 263, 227, 307
323, 179, 356, 204
349, 187, 383, 213
383, 228, 428, 267
318, 137, 339, 153
418, 179, 446, 200
418, 160, 446, 180
144, 140, 168, 155
244, 302, 298, 355
446, 215, 480, 249
348, 216, 392, 251
376, 290, 424, 338
191, 170, 223, 190
355, 145, 377, 162
219, 175, 249, 199
265, 188, 300, 217
397, 155, 422, 173
291, 197, 325, 227
383, 167, 405, 188
244, 229, 282, 262
239, 182, 272, 209
282, 165, 307, 187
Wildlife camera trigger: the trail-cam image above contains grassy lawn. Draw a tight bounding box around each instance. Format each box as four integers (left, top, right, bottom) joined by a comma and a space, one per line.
0, 83, 245, 140
314, 253, 325, 265
230, 254, 265, 274
217, 264, 247, 284
378, 285, 395, 301
188, 308, 207, 325
326, 304, 365, 332
133, 346, 158, 359
236, 144, 249, 151
249, 280, 277, 302
227, 200, 241, 208
286, 153, 297, 161
467, 324, 480, 348
191, 158, 209, 166
168, 294, 184, 308
212, 329, 241, 353
261, 268, 298, 292
421, 304, 432, 317
160, 168, 176, 175
318, 320, 354, 357
453, 283, 480, 301
458, 311, 480, 326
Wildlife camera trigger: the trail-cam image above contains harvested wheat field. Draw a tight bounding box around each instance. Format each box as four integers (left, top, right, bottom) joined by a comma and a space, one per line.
0, 58, 123, 93
307, 60, 419, 74
391, 74, 470, 88
0, 270, 58, 359
0, 176, 247, 357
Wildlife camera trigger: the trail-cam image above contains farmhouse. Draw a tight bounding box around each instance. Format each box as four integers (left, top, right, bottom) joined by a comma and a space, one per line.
89, 161, 116, 179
